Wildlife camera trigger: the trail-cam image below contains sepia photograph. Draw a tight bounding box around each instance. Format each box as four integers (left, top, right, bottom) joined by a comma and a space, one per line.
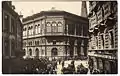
2, 0, 118, 74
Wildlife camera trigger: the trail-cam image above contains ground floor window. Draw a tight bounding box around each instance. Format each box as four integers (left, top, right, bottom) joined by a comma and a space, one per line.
35, 48, 39, 57
51, 48, 58, 56
29, 49, 32, 56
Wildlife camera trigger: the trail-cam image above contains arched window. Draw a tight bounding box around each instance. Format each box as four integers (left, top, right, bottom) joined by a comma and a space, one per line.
35, 25, 38, 34
35, 48, 39, 57
58, 22, 62, 32
23, 28, 26, 36
52, 22, 57, 33
38, 24, 41, 33
28, 27, 31, 35
101, 34, 104, 49
31, 26, 33, 35
25, 28, 27, 36
109, 31, 114, 48
46, 22, 51, 32
95, 36, 98, 49
36, 41, 39, 45
29, 49, 32, 56
51, 48, 58, 56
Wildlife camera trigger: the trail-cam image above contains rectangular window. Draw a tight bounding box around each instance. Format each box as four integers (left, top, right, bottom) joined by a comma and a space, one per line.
35, 25, 38, 34
11, 41, 15, 56
109, 31, 114, 48
11, 18, 15, 33
4, 13, 9, 31
31, 29, 33, 35
4, 39, 9, 56
101, 35, 104, 49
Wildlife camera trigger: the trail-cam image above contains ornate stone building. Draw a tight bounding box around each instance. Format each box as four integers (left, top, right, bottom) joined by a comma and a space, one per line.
22, 9, 88, 60
2, 1, 23, 73
88, 1, 117, 74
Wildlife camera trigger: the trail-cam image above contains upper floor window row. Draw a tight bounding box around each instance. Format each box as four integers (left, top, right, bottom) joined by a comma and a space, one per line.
46, 22, 62, 33
46, 22, 62, 26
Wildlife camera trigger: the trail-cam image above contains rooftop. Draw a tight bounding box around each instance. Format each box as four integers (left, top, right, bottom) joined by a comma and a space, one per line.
22, 8, 88, 22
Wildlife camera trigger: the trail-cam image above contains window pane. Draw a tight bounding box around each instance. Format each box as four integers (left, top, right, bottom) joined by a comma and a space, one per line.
58, 26, 62, 32
11, 18, 15, 33
4, 13, 9, 31
35, 26, 38, 34
38, 25, 41, 33
47, 23, 51, 32
52, 23, 57, 32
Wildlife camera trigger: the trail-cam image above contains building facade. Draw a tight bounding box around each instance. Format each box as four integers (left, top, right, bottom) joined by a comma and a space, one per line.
2, 1, 23, 73
88, 1, 117, 74
22, 9, 88, 60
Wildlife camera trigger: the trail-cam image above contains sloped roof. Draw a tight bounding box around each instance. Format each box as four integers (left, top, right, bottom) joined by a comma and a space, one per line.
22, 9, 88, 22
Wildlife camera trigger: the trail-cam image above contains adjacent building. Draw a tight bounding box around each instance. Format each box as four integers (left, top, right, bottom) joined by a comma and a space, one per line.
22, 8, 89, 60
88, 1, 117, 73
2, 1, 23, 73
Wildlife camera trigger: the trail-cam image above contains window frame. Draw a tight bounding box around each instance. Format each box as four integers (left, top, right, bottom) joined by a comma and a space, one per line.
46, 22, 51, 33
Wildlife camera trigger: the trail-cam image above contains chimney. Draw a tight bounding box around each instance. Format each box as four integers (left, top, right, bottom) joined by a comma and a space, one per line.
81, 1, 88, 18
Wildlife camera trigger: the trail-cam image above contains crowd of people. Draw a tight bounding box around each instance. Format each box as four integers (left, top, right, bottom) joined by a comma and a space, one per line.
11, 57, 108, 74
16, 57, 58, 74
61, 60, 88, 74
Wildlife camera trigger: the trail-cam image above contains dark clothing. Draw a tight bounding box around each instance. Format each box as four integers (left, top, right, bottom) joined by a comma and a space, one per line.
62, 61, 64, 67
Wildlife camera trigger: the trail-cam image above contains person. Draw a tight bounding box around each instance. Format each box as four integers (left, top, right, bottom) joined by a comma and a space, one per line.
55, 61, 57, 69
92, 69, 99, 74
59, 59, 61, 64
62, 61, 64, 68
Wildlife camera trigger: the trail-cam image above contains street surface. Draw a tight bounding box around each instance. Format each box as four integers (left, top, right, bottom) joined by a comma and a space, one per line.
57, 60, 89, 74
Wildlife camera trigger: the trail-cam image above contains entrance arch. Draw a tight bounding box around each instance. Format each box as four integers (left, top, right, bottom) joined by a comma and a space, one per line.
35, 48, 39, 57
29, 49, 32, 56
51, 48, 58, 56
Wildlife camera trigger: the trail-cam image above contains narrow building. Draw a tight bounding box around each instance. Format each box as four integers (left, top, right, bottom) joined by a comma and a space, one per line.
88, 1, 118, 74
22, 8, 89, 60
2, 1, 23, 73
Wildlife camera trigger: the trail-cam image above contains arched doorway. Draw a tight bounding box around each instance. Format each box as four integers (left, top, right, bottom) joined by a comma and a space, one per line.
35, 48, 39, 57
29, 49, 32, 56
51, 48, 58, 56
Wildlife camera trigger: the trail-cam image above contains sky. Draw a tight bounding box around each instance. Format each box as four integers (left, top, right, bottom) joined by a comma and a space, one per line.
12, 1, 89, 18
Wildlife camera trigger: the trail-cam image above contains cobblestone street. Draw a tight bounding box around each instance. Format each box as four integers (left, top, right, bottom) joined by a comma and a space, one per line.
57, 60, 89, 74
